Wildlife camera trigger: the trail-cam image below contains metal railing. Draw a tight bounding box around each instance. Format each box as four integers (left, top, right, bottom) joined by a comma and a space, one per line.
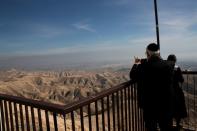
0, 71, 196, 131
181, 71, 197, 131
0, 80, 144, 131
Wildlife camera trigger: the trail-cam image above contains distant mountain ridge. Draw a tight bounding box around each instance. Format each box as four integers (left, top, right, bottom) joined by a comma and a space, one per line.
0, 68, 129, 105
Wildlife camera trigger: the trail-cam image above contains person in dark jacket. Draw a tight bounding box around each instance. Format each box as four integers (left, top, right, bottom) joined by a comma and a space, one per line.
167, 54, 187, 129
130, 43, 174, 131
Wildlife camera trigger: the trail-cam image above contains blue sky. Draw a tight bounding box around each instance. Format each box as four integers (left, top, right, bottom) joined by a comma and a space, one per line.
0, 0, 197, 68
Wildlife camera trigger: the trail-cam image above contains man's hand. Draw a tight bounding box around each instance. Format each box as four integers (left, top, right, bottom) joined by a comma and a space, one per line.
134, 56, 141, 64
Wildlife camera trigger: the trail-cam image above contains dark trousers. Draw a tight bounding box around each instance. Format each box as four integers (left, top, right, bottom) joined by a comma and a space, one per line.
145, 118, 173, 131
144, 110, 173, 131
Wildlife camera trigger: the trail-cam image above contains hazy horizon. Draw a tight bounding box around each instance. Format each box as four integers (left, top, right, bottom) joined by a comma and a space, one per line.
0, 53, 197, 71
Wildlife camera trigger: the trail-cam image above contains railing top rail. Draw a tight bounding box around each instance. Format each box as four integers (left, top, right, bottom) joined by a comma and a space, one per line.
182, 70, 197, 74
0, 80, 132, 114
61, 80, 132, 113
0, 93, 66, 114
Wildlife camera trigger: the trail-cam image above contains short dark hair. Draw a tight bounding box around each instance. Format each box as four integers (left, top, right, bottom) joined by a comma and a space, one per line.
167, 54, 177, 62
147, 43, 159, 52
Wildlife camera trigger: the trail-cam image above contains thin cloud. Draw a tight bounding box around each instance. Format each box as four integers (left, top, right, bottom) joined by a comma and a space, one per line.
31, 24, 73, 38
160, 11, 197, 33
3, 22, 74, 38
72, 22, 96, 33
11, 39, 134, 56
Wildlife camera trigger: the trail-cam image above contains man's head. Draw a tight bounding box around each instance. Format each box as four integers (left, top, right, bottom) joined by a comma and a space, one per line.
167, 54, 177, 65
146, 43, 160, 59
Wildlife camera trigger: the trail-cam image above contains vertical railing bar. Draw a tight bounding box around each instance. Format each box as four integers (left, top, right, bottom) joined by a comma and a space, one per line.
138, 108, 140, 131
186, 74, 190, 129
0, 103, 2, 131
107, 96, 110, 131
88, 104, 92, 131
95, 101, 99, 131
124, 88, 128, 131
112, 93, 116, 131
80, 107, 84, 131
136, 84, 141, 131
14, 103, 19, 131
134, 85, 139, 131
131, 86, 135, 131
63, 114, 67, 131
101, 98, 105, 131
38, 109, 43, 131
71, 111, 75, 131
116, 91, 120, 131
45, 110, 50, 131
25, 105, 30, 131
194, 75, 196, 131
180, 82, 184, 127
19, 104, 24, 131
53, 112, 58, 131
0, 104, 1, 131
134, 85, 137, 131
144, 114, 145, 131
136, 85, 140, 131
4, 101, 10, 131
0, 100, 5, 131
128, 86, 131, 131
31, 107, 36, 131
134, 84, 138, 131
120, 90, 124, 131
139, 109, 142, 131
9, 102, 14, 131
139, 109, 141, 131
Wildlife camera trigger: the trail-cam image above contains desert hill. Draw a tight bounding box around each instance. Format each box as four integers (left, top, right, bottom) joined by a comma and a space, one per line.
0, 68, 197, 130
0, 68, 129, 105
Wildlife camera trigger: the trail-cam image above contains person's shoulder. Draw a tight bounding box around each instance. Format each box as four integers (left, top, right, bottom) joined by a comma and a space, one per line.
163, 60, 173, 66
158, 60, 174, 72
158, 59, 169, 66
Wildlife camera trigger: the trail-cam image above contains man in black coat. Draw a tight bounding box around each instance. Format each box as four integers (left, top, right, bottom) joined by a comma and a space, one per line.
130, 43, 174, 131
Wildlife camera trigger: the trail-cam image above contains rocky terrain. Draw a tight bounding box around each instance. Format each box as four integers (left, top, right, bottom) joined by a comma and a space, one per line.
0, 68, 130, 130
0, 68, 129, 105
0, 68, 197, 130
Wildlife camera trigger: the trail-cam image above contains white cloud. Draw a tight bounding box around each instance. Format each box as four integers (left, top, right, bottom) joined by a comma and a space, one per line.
72, 22, 96, 33
160, 11, 197, 33
127, 27, 197, 60
132, 10, 197, 60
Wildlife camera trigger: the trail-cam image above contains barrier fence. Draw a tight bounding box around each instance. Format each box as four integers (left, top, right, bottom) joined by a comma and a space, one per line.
0, 71, 196, 131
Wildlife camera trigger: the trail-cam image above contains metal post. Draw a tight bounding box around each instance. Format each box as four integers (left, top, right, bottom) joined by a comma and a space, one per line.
154, 0, 160, 50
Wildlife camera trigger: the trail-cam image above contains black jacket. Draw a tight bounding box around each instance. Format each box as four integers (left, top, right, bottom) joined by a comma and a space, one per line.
130, 56, 174, 119
172, 66, 187, 118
